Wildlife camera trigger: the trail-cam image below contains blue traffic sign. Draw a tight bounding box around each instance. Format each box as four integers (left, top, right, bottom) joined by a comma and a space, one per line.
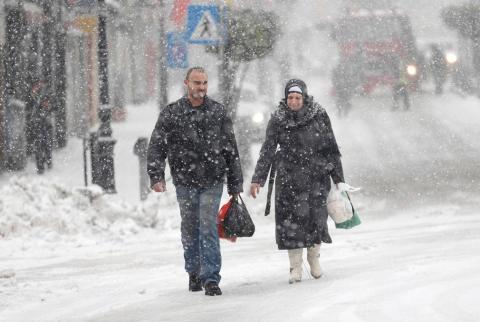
167, 32, 188, 69
185, 5, 224, 45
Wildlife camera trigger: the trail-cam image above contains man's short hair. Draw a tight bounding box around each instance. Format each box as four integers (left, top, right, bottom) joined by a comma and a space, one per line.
185, 66, 206, 80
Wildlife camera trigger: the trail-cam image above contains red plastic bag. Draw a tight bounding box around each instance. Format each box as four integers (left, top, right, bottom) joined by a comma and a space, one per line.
217, 199, 237, 243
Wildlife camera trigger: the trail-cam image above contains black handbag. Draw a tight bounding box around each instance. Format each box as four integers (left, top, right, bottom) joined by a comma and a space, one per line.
223, 195, 255, 237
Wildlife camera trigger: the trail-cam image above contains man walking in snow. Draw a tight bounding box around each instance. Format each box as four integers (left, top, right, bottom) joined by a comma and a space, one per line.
147, 66, 243, 296
430, 44, 448, 95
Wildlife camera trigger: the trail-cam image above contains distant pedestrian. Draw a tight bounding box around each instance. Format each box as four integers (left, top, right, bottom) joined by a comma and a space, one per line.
147, 66, 243, 296
250, 79, 345, 284
391, 58, 411, 110
430, 44, 448, 95
30, 79, 53, 174
332, 62, 356, 117
25, 79, 37, 156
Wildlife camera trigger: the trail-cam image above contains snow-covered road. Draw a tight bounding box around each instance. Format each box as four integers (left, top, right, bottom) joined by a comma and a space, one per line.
2, 204, 479, 322
332, 91, 480, 210
93, 208, 480, 322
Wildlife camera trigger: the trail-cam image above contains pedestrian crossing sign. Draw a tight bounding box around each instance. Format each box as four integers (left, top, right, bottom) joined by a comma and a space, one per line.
185, 5, 224, 45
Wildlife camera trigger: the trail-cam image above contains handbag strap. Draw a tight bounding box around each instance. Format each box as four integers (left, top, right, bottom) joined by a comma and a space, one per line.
344, 191, 356, 213
231, 194, 246, 205
265, 154, 277, 216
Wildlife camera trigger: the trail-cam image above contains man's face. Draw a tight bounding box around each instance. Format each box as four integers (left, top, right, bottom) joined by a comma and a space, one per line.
185, 70, 208, 100
287, 92, 303, 111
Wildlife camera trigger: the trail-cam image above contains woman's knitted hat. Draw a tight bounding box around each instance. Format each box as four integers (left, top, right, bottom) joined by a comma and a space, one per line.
284, 79, 308, 100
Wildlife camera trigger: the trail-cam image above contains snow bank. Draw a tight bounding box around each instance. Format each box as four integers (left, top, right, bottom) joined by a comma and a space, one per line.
0, 176, 180, 240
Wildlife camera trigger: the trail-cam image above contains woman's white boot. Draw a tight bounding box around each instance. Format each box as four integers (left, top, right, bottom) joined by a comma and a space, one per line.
288, 248, 303, 284
307, 244, 322, 279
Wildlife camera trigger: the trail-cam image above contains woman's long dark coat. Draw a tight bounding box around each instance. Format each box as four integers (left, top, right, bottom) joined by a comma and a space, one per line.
252, 98, 344, 250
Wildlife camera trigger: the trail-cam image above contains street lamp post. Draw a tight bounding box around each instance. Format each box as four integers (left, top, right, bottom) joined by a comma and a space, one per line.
91, 0, 116, 193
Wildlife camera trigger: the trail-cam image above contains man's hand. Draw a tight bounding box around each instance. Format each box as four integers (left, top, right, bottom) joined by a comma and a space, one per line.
250, 183, 261, 199
152, 180, 167, 192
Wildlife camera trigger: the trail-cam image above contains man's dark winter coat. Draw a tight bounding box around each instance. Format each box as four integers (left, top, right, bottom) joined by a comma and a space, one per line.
147, 96, 243, 194
252, 98, 344, 249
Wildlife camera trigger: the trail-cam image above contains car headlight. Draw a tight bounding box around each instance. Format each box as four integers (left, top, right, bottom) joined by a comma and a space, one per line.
251, 112, 264, 124
446, 52, 458, 64
406, 64, 417, 76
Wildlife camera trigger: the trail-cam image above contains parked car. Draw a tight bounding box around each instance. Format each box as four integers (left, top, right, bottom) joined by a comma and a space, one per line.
210, 85, 274, 171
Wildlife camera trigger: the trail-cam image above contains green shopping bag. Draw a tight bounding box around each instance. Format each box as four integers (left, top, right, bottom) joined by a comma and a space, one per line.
334, 191, 361, 229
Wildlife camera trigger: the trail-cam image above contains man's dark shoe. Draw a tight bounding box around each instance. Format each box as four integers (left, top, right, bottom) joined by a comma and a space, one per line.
204, 281, 222, 296
189, 274, 202, 292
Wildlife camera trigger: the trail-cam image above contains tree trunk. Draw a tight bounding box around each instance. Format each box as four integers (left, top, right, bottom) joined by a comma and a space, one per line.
220, 43, 239, 121
472, 36, 480, 95
158, 0, 168, 110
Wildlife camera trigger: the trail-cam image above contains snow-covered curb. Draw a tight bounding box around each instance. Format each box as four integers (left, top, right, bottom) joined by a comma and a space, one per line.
0, 176, 180, 241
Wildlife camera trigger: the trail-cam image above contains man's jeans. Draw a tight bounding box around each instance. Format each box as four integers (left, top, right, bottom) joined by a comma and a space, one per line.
175, 183, 223, 285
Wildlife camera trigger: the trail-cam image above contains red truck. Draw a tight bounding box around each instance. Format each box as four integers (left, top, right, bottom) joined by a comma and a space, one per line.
331, 8, 422, 94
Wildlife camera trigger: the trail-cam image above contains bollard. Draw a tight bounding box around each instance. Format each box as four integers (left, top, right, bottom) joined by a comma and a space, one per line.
90, 131, 117, 193
134, 137, 150, 201
82, 137, 89, 187
89, 132, 100, 185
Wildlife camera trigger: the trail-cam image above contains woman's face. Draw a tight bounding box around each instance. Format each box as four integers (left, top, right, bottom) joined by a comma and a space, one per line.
287, 92, 304, 111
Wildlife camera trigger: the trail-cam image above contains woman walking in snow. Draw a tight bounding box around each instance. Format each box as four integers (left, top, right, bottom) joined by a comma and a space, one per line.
250, 79, 344, 283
